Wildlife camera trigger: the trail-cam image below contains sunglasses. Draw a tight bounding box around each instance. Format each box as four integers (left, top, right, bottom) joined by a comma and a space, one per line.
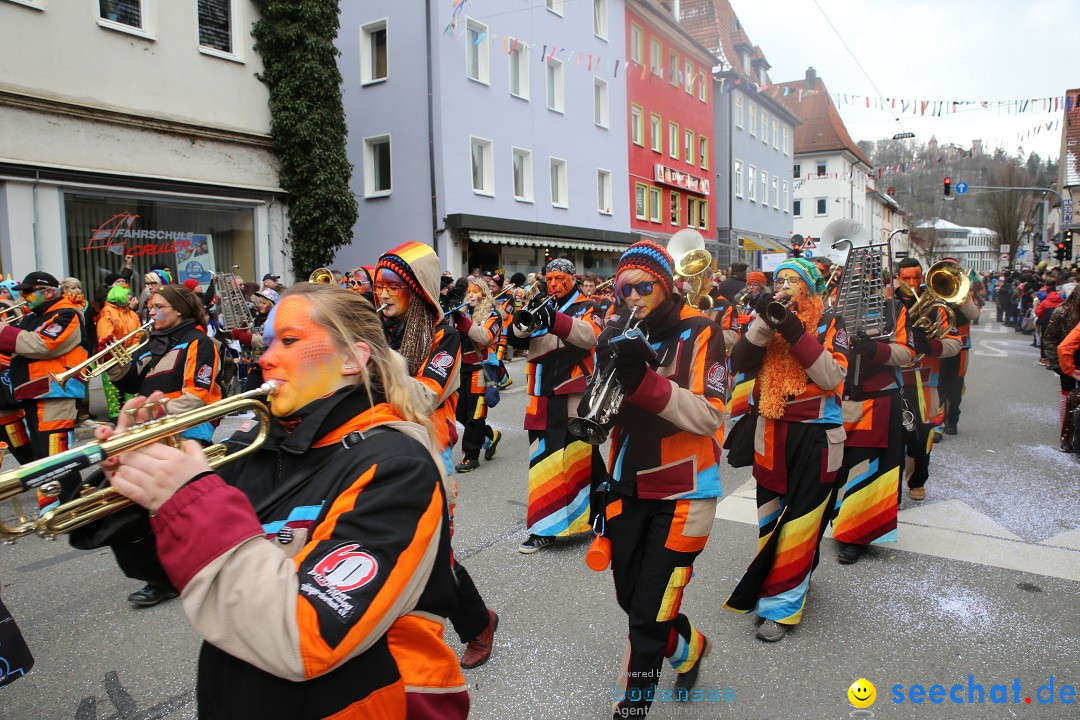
619, 281, 655, 298
347, 279, 371, 288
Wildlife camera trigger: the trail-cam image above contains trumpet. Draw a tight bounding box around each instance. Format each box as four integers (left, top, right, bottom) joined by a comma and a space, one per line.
309, 268, 335, 284
764, 294, 797, 326
52, 321, 154, 386
447, 283, 518, 315
568, 318, 651, 445
0, 300, 28, 320
0, 382, 278, 541
513, 293, 558, 334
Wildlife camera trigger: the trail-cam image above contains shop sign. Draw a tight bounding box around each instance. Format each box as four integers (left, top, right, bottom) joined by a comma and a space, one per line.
83, 212, 216, 285
654, 164, 710, 196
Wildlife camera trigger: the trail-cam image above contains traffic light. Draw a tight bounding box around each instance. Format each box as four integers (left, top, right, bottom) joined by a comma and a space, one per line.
943, 177, 952, 196
792, 239, 803, 258
1056, 241, 1066, 262
1065, 230, 1074, 261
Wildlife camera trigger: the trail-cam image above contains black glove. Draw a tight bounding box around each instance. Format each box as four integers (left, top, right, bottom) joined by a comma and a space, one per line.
531, 302, 557, 332
911, 327, 932, 355
754, 292, 775, 318
852, 331, 878, 359
450, 309, 464, 325
775, 311, 804, 344
613, 352, 647, 395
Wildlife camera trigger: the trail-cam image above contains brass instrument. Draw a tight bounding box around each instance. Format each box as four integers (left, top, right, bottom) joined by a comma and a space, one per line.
899, 260, 969, 340
764, 295, 797, 325
447, 284, 518, 315
568, 318, 652, 445
309, 267, 335, 284
668, 229, 714, 311
0, 300, 29, 320
51, 321, 154, 385
513, 293, 558, 334
213, 267, 254, 332
0, 382, 278, 542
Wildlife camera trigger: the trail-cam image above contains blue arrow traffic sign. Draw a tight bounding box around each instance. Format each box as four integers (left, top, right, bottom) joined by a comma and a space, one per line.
955, 182, 968, 195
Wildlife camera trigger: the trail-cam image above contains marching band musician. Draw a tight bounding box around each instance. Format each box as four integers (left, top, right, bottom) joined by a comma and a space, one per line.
376, 242, 499, 670
592, 242, 726, 717
104, 283, 221, 607
452, 279, 503, 473
231, 288, 279, 392
99, 283, 469, 719
895, 259, 962, 502
582, 273, 614, 327
96, 285, 142, 423
724, 259, 848, 643
935, 259, 981, 438
483, 271, 514, 389
831, 280, 916, 564
507, 258, 603, 554
0, 272, 88, 504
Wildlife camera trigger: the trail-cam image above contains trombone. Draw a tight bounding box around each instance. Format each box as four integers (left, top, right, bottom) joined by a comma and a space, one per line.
0, 382, 278, 542
52, 321, 154, 386
0, 300, 29, 321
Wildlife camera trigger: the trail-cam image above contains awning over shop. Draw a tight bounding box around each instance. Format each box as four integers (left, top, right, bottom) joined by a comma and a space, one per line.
470, 231, 626, 254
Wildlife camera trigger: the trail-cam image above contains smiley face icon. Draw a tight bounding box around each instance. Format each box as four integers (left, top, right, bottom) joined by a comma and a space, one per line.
848, 678, 876, 708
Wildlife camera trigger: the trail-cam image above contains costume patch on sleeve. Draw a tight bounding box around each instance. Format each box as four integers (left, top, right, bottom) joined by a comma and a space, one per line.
706, 361, 727, 394
195, 364, 214, 388
301, 542, 380, 623
41, 322, 63, 339
834, 329, 849, 350
426, 351, 455, 379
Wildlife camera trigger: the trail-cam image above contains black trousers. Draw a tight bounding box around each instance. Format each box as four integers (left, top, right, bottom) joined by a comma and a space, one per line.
901, 384, 934, 489
456, 367, 493, 461
608, 493, 715, 718
937, 354, 964, 428
448, 559, 489, 643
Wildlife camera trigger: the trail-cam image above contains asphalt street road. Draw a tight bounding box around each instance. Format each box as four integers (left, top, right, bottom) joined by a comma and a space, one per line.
2, 304, 1078, 719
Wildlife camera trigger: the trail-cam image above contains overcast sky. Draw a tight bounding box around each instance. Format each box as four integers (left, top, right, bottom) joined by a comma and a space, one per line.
729, 0, 1076, 162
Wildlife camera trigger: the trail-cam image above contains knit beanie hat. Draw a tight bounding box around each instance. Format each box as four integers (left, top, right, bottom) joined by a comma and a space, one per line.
104, 271, 123, 286
616, 240, 675, 296
106, 285, 131, 305
183, 278, 200, 292
746, 271, 767, 286
774, 258, 826, 295
545, 258, 576, 276
376, 241, 443, 322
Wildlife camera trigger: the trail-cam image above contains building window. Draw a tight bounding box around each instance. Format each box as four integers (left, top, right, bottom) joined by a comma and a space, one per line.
793, 163, 801, 178
509, 42, 529, 99
793, 199, 802, 217
630, 24, 643, 63
687, 198, 698, 227
760, 110, 768, 143
594, 78, 609, 128
360, 19, 388, 84
648, 187, 661, 223
668, 122, 679, 160
699, 136, 708, 170
650, 39, 662, 76
98, 0, 147, 32
760, 171, 768, 205
362, 135, 392, 197
668, 51, 679, 85
684, 129, 694, 165
597, 169, 613, 214
816, 160, 827, 176
198, 0, 234, 54
550, 157, 568, 207
698, 200, 708, 230
748, 103, 756, 137
635, 182, 648, 220
734, 160, 743, 198
783, 181, 789, 213
546, 59, 564, 112
735, 94, 744, 129
772, 119, 779, 150
698, 71, 707, 102
783, 126, 789, 155
816, 197, 828, 216
593, 0, 607, 39
512, 148, 533, 202
684, 60, 693, 93
742, 51, 752, 74
545, 0, 563, 15
466, 19, 489, 84
748, 164, 756, 201
772, 177, 779, 208
470, 136, 494, 196
670, 191, 681, 225
650, 113, 662, 152
631, 105, 644, 146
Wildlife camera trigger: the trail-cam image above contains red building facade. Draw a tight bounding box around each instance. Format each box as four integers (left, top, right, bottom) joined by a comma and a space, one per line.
625, 1, 716, 245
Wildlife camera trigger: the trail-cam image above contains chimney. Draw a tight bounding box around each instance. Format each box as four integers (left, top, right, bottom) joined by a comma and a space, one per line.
805, 66, 817, 91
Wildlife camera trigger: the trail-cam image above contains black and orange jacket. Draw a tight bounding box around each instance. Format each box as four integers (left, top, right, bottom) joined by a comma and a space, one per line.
0, 295, 88, 401
507, 290, 601, 430
107, 319, 222, 443
596, 300, 726, 500
455, 307, 501, 367
151, 387, 467, 720
841, 302, 916, 448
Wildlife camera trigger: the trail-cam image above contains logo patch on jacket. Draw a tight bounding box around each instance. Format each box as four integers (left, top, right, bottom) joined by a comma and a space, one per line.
834, 329, 849, 350
427, 351, 455, 378
301, 543, 379, 622
195, 364, 213, 386
41, 323, 63, 339
706, 362, 727, 393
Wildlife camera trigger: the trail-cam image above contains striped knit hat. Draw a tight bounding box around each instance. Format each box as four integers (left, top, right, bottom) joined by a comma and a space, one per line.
774, 258, 826, 295
376, 241, 444, 321
616, 240, 675, 295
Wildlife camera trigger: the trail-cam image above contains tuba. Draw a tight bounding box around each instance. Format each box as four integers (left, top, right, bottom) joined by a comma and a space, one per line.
0, 382, 278, 542
213, 267, 254, 332
668, 229, 714, 311
309, 267, 335, 284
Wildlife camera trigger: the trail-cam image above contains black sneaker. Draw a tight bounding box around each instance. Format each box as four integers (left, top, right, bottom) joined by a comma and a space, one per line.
944, 424, 958, 436
455, 457, 480, 473
837, 542, 864, 564
127, 583, 178, 608
518, 534, 556, 554
484, 430, 502, 461
673, 634, 711, 699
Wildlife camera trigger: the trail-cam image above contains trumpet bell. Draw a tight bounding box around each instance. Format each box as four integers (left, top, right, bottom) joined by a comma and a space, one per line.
309, 268, 335, 284
676, 248, 711, 278
566, 417, 609, 446
925, 261, 970, 304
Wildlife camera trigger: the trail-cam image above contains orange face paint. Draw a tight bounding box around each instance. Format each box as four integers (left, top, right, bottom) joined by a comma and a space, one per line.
545, 272, 575, 298
898, 267, 924, 288
375, 268, 412, 318
259, 296, 349, 417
